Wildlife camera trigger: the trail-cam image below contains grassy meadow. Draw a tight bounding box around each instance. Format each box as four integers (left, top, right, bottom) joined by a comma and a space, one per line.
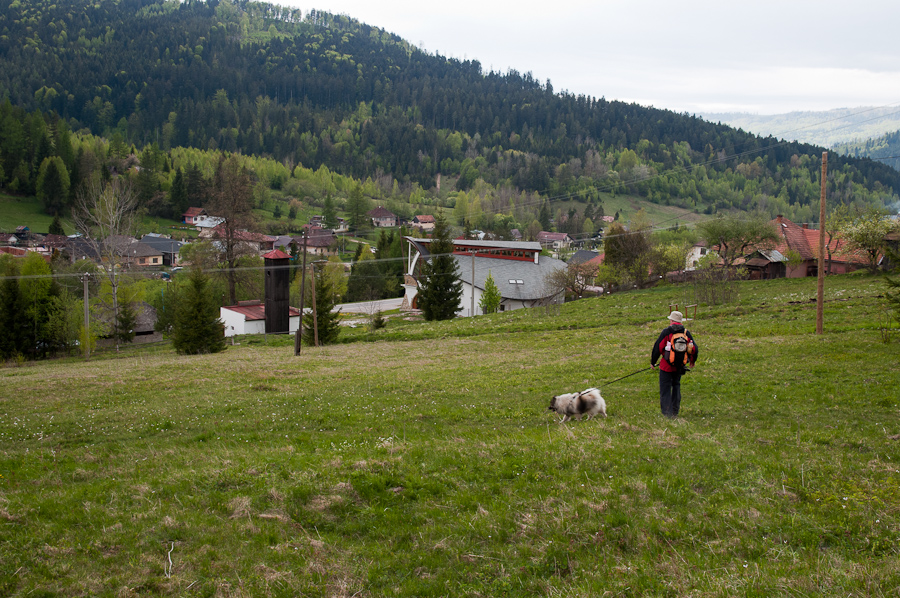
1, 272, 899, 597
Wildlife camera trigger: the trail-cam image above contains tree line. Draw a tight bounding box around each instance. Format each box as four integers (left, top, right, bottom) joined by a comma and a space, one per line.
0, 0, 897, 226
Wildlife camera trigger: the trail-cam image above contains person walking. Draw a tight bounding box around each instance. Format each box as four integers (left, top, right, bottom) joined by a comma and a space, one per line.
650, 310, 698, 417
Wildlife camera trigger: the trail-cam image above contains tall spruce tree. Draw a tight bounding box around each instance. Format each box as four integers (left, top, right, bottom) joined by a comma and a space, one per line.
171, 268, 226, 354
302, 265, 341, 346
417, 213, 463, 321
0, 258, 26, 359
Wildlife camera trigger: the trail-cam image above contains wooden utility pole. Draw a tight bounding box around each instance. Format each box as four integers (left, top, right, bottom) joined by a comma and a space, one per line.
295, 233, 308, 355
471, 250, 476, 317
310, 263, 319, 347
816, 152, 827, 335
82, 273, 91, 360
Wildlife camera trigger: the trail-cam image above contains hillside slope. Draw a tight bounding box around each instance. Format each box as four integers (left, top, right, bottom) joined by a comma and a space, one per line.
1, 273, 898, 596
0, 0, 898, 230
834, 129, 900, 175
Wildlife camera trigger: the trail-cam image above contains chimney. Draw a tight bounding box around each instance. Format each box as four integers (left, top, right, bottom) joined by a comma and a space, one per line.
802, 223, 808, 229
776, 215, 783, 225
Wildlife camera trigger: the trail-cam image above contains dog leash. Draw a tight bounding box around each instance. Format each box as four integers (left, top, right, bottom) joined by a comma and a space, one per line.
599, 367, 653, 388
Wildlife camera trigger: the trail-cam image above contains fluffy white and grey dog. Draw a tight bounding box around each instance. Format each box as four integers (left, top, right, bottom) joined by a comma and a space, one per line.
548, 388, 607, 422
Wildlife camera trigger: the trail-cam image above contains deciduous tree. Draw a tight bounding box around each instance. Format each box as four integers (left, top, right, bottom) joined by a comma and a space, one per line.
73, 178, 139, 352
695, 213, 778, 268
209, 154, 257, 305
839, 207, 896, 272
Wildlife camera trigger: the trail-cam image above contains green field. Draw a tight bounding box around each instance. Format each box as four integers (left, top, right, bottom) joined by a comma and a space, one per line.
0, 192, 71, 235
1, 273, 898, 596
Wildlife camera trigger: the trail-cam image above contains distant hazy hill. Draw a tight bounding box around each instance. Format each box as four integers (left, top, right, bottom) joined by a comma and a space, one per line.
700, 107, 900, 148
833, 130, 900, 173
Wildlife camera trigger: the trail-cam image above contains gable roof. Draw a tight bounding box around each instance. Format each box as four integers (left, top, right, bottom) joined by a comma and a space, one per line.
183, 207, 206, 217
538, 231, 571, 243
569, 250, 599, 265
139, 235, 184, 254
42, 234, 70, 248
451, 254, 566, 300
206, 225, 275, 243
123, 241, 162, 259
222, 301, 301, 321
368, 206, 397, 219
413, 214, 435, 223
770, 216, 815, 260
766, 216, 867, 264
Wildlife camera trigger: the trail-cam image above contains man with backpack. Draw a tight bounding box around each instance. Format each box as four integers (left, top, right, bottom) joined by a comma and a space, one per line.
650, 310, 698, 418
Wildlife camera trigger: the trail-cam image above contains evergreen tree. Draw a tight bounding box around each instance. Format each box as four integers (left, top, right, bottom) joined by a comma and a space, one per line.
0, 258, 26, 359
171, 268, 226, 354
322, 193, 338, 229
49, 215, 64, 235
539, 201, 552, 231
36, 156, 71, 216
169, 167, 188, 217
417, 214, 463, 321
302, 266, 341, 346
114, 297, 137, 345
345, 183, 370, 233
185, 163, 208, 207
479, 270, 501, 315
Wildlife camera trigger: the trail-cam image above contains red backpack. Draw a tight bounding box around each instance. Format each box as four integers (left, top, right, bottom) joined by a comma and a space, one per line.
665, 331, 695, 368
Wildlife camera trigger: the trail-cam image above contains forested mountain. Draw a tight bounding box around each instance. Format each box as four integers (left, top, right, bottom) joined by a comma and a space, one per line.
1, 0, 898, 229
834, 130, 900, 175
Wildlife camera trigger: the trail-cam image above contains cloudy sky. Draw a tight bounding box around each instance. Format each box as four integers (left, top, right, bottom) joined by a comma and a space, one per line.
291, 0, 900, 116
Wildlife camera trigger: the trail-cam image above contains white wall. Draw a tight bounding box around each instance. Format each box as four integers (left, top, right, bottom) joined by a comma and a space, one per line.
220, 307, 301, 337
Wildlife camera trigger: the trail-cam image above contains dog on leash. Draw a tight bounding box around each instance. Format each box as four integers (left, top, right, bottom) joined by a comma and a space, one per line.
548, 387, 607, 422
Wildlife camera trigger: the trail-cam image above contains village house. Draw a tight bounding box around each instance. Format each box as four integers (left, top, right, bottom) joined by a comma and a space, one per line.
200, 225, 276, 254
685, 242, 711, 270
402, 238, 567, 317
746, 215, 866, 279
411, 214, 436, 232
123, 241, 164, 268
368, 206, 398, 228
537, 231, 573, 252
139, 234, 184, 267
220, 300, 302, 337
568, 249, 605, 295
182, 207, 207, 225
691, 215, 867, 280
291, 229, 339, 256
183, 208, 226, 231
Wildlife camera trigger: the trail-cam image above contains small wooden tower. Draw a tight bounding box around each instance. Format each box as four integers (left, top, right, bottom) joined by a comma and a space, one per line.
263, 249, 291, 334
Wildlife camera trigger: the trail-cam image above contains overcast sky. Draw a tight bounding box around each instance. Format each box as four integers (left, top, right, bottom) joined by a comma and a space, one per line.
289, 0, 900, 116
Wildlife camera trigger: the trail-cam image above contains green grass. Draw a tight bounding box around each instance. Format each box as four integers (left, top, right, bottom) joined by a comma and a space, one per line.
1, 273, 899, 596
0, 192, 195, 239
0, 192, 73, 234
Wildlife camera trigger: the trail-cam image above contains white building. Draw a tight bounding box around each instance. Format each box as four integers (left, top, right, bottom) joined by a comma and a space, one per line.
402, 238, 567, 317
220, 301, 302, 337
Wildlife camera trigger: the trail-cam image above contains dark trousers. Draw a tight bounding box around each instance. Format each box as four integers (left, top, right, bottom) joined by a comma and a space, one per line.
659, 369, 683, 417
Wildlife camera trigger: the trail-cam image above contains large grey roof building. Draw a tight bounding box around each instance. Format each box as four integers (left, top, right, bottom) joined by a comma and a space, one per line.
402, 237, 567, 316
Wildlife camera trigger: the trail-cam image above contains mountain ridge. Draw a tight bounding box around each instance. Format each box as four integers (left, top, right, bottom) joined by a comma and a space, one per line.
0, 0, 898, 229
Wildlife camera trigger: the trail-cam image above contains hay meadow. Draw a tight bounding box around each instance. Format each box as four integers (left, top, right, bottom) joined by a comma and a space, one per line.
1, 272, 898, 597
